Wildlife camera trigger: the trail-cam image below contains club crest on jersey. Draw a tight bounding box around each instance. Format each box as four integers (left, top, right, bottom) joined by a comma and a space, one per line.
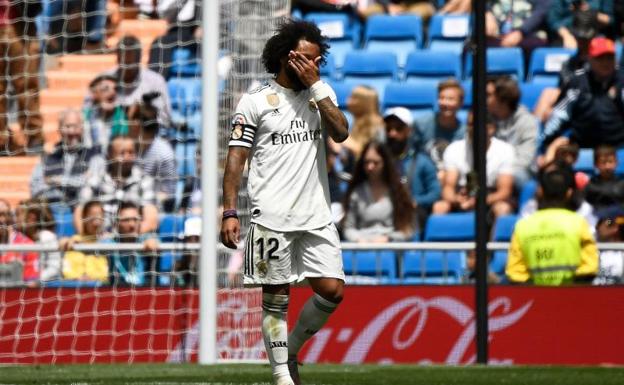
231, 114, 246, 140
266, 93, 280, 107
309, 99, 318, 112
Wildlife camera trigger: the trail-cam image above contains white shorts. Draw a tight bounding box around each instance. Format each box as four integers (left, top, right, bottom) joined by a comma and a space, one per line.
243, 222, 345, 285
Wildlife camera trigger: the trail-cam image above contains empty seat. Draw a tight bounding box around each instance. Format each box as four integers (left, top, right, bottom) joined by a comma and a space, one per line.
364, 14, 423, 66
305, 12, 360, 67
617, 148, 624, 177
465, 47, 524, 80
402, 250, 465, 284
493, 215, 518, 242
170, 48, 200, 78
519, 82, 547, 111
574, 148, 595, 175
528, 47, 576, 85
158, 214, 186, 242
342, 52, 398, 100
320, 53, 336, 80
176, 141, 197, 178
168, 78, 200, 116
342, 250, 397, 283
327, 81, 354, 110
427, 13, 470, 53
404, 50, 462, 84
424, 212, 475, 241
518, 179, 538, 210
489, 250, 508, 276
383, 82, 437, 119
53, 210, 76, 238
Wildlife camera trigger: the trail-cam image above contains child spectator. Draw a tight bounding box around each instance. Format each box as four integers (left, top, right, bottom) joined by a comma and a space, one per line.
60, 200, 110, 284
15, 199, 60, 282
584, 145, 624, 212
593, 206, 624, 284
0, 199, 38, 284
342, 141, 416, 242
83, 74, 129, 152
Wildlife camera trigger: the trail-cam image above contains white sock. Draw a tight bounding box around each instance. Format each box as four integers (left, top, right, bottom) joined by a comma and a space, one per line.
262, 293, 291, 381
288, 293, 338, 357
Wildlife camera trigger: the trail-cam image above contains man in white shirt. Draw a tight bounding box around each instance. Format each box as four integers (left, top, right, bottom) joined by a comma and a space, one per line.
220, 20, 348, 385
433, 113, 515, 220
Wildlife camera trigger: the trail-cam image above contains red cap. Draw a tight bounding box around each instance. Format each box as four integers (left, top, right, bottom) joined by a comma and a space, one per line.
589, 37, 616, 58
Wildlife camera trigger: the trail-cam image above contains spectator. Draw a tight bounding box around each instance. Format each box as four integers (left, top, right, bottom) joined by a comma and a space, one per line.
0, 0, 43, 153
15, 198, 60, 282
548, 0, 613, 49
75, 136, 158, 234
102, 35, 172, 126
342, 141, 416, 242
541, 37, 624, 154
179, 145, 201, 215
0, 199, 38, 283
584, 145, 624, 211
127, 93, 178, 211
506, 166, 598, 285
440, 0, 472, 13
339, 85, 384, 164
42, 0, 107, 53
293, 0, 358, 15
83, 74, 129, 152
60, 200, 110, 284
593, 206, 624, 284
384, 107, 440, 228
30, 109, 102, 208
487, 76, 538, 187
147, 0, 201, 79
415, 79, 466, 175
360, 1, 436, 22
106, 201, 159, 286
433, 113, 515, 221
520, 159, 597, 230
463, 249, 502, 284
486, 0, 551, 55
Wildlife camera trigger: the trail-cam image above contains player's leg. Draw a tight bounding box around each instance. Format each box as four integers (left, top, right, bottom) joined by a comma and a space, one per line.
262, 283, 293, 385
288, 224, 344, 384
243, 223, 296, 385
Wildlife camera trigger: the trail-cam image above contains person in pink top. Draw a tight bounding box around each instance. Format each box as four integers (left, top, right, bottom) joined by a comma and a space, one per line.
0, 199, 39, 283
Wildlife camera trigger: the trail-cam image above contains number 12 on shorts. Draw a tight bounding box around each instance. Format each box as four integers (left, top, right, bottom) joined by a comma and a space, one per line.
256, 237, 280, 259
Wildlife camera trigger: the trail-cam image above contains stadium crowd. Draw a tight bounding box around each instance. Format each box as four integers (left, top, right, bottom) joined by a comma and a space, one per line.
0, 0, 623, 286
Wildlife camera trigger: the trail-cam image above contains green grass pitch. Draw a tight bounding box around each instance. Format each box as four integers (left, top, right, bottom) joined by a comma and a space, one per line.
1, 364, 623, 385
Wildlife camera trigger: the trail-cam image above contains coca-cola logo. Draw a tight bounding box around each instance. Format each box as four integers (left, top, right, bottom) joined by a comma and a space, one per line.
169, 294, 532, 364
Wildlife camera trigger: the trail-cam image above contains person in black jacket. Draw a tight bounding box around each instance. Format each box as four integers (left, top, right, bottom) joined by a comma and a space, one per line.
584, 145, 624, 211
540, 37, 624, 154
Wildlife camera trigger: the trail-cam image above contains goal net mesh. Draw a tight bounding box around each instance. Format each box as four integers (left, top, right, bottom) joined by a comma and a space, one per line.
0, 0, 290, 364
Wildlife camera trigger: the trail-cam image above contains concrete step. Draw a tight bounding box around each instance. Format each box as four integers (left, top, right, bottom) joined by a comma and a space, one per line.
59, 54, 116, 72
46, 71, 96, 90
40, 89, 86, 108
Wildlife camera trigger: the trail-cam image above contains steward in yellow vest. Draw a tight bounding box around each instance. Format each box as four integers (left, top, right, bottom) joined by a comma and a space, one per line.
506, 166, 598, 285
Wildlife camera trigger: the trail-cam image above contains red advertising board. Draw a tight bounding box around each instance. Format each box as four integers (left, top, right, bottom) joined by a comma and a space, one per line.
1, 286, 623, 365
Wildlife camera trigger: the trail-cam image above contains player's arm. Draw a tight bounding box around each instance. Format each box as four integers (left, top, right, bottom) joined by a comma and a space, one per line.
289, 51, 348, 143
220, 146, 250, 249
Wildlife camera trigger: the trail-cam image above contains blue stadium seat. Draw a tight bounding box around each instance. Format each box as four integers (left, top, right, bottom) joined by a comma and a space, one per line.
574, 148, 595, 175
461, 80, 472, 110
527, 47, 576, 85
617, 148, 624, 177
518, 179, 538, 210
493, 215, 518, 242
327, 81, 354, 111
383, 83, 437, 119
364, 14, 423, 66
424, 212, 475, 241
402, 250, 465, 284
170, 48, 200, 78
158, 214, 186, 242
342, 52, 398, 100
465, 48, 524, 80
342, 250, 397, 283
490, 251, 508, 275
427, 13, 470, 53
176, 142, 197, 178
404, 50, 462, 84
168, 78, 199, 116
304, 13, 360, 67
519, 82, 547, 111
53, 207, 76, 238
320, 53, 336, 80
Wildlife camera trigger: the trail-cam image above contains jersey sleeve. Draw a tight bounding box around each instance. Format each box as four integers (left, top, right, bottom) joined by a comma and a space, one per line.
576, 219, 599, 277
229, 93, 258, 148
506, 230, 530, 283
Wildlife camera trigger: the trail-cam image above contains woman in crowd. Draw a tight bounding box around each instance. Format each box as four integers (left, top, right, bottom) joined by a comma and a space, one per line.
342, 141, 416, 242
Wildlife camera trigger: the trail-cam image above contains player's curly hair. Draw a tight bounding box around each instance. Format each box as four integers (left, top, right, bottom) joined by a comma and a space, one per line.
262, 19, 330, 75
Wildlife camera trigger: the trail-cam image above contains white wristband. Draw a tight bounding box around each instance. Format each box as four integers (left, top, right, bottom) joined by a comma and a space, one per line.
309, 80, 332, 103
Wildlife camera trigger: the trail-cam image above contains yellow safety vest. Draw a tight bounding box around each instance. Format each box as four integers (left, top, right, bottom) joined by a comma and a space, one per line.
507, 208, 598, 285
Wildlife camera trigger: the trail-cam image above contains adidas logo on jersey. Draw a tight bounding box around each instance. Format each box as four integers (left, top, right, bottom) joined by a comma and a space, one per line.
270, 108, 281, 116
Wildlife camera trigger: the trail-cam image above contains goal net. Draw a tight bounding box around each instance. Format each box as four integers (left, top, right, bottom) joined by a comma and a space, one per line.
0, 0, 290, 364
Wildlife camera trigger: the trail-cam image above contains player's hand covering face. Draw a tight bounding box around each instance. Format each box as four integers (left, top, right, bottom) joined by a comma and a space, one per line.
286, 40, 321, 90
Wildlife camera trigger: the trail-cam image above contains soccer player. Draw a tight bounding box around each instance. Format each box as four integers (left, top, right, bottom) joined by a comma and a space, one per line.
220, 20, 349, 385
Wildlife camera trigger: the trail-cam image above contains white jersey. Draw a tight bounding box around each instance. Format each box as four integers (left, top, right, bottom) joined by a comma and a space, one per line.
229, 79, 338, 232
